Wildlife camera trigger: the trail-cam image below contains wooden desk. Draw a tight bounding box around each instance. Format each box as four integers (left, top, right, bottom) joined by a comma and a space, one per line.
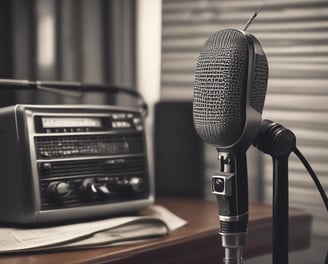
0, 197, 312, 264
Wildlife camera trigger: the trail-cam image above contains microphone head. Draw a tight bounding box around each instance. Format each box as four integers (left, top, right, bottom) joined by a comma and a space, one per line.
193, 29, 268, 150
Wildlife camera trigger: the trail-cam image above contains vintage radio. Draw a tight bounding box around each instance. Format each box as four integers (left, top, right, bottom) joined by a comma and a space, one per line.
0, 104, 153, 224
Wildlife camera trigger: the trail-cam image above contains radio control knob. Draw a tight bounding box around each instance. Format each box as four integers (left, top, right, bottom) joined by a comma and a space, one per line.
82, 179, 98, 199
97, 184, 111, 195
129, 177, 145, 193
47, 182, 71, 202
82, 178, 111, 199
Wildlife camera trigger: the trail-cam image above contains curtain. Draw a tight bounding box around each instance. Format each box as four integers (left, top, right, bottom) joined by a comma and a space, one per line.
0, 0, 136, 106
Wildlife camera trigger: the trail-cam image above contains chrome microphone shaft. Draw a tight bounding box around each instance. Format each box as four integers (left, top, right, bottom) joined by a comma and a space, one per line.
212, 152, 249, 264
221, 230, 246, 263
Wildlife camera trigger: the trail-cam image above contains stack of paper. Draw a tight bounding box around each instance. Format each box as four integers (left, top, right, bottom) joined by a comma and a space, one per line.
0, 205, 187, 253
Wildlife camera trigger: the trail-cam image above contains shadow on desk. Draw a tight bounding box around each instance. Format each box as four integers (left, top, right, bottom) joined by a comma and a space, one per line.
0, 197, 312, 264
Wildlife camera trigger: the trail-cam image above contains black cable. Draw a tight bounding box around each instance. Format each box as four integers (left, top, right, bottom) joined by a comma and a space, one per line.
293, 146, 328, 211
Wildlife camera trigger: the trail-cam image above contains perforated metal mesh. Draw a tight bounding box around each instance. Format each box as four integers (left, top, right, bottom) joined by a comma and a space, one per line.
193, 29, 268, 147
35, 134, 144, 159
252, 53, 268, 113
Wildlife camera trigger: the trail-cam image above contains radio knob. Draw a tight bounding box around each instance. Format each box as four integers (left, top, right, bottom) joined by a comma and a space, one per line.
81, 179, 98, 199
97, 184, 111, 195
82, 178, 111, 199
129, 177, 145, 193
47, 182, 71, 202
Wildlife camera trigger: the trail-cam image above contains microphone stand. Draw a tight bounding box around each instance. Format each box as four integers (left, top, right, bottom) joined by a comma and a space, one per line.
253, 120, 296, 264
272, 150, 290, 264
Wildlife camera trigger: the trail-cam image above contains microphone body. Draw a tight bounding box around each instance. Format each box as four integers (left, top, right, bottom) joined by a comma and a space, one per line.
193, 29, 268, 263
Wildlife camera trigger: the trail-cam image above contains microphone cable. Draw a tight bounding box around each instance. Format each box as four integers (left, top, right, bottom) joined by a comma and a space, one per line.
294, 144, 327, 264
253, 119, 328, 263
293, 146, 328, 211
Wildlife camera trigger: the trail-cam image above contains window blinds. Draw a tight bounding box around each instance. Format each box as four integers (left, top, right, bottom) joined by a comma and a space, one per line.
161, 0, 328, 237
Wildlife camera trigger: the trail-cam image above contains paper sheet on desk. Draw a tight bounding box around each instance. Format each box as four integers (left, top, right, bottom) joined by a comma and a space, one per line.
0, 205, 187, 253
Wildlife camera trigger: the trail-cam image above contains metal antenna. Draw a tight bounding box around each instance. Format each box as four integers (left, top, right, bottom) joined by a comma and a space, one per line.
243, 7, 263, 31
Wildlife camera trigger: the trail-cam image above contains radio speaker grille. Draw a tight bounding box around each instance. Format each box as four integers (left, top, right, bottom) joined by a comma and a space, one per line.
35, 134, 144, 159
38, 156, 147, 179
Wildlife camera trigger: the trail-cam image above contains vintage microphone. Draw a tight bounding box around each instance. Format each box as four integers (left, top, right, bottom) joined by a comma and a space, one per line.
192, 28, 268, 263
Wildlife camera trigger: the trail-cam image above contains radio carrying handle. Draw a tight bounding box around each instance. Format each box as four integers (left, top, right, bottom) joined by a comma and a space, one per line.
0, 79, 148, 117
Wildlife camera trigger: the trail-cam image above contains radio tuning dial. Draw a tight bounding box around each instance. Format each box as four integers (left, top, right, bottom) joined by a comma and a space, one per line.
47, 182, 71, 202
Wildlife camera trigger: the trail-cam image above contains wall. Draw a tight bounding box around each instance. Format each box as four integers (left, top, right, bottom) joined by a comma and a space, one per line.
136, 0, 163, 196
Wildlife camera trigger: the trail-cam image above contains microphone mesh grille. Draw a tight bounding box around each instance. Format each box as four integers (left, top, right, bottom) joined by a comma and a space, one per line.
252, 53, 268, 113
193, 29, 248, 147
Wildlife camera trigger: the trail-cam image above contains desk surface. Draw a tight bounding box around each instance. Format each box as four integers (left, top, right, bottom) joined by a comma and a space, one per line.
0, 197, 312, 264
